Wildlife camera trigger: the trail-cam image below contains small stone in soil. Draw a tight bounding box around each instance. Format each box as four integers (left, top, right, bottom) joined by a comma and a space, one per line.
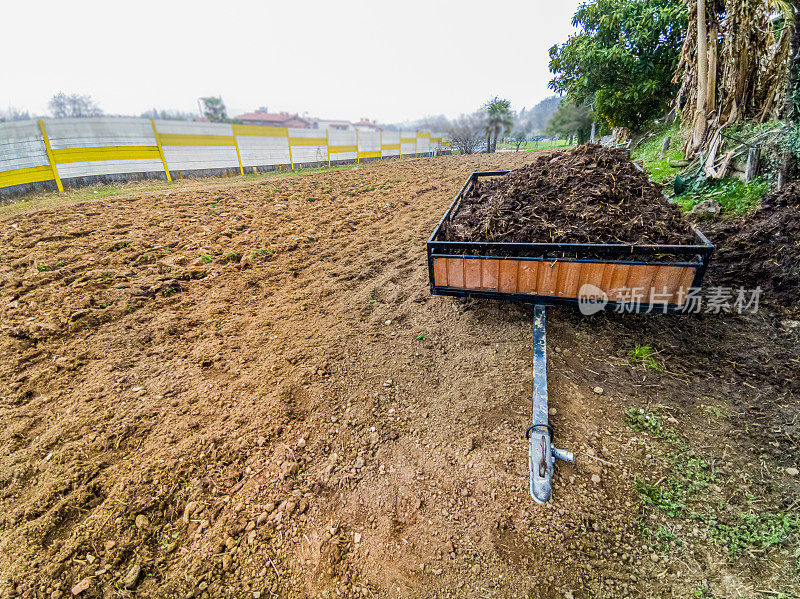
71, 578, 91, 595
123, 564, 141, 589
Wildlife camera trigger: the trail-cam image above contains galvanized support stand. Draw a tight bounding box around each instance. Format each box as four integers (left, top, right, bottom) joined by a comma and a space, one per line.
527, 306, 575, 504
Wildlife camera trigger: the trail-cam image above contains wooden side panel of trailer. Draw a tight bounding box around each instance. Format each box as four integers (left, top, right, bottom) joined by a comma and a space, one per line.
431, 257, 697, 307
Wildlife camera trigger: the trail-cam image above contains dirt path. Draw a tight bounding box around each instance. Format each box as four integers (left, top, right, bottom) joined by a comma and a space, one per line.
0, 154, 798, 598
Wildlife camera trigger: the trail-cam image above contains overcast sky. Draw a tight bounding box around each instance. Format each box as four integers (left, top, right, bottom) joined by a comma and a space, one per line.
2, 0, 582, 123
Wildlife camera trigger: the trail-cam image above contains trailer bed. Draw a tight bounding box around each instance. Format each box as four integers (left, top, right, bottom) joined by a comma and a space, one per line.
427, 171, 713, 313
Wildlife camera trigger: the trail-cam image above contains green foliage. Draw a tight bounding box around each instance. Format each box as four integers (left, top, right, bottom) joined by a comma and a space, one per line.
674, 177, 769, 215
548, 0, 687, 131
693, 584, 712, 598
634, 456, 715, 517
707, 511, 800, 558
200, 254, 212, 265
631, 121, 683, 183
626, 407, 675, 442
546, 100, 594, 143
629, 344, 660, 371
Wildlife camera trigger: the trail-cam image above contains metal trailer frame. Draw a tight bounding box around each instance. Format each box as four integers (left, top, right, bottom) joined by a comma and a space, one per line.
426, 171, 714, 503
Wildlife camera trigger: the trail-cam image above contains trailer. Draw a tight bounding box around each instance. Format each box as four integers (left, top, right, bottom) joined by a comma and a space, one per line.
427, 170, 714, 503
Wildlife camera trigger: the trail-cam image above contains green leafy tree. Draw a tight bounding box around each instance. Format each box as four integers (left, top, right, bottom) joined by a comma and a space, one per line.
548, 0, 687, 132
200, 96, 228, 122
482, 96, 514, 153
546, 100, 594, 144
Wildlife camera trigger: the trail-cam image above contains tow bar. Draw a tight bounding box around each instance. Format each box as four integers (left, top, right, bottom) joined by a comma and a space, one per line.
525, 306, 575, 504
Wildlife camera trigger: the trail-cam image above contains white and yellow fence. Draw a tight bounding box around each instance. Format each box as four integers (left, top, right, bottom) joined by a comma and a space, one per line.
0, 117, 451, 198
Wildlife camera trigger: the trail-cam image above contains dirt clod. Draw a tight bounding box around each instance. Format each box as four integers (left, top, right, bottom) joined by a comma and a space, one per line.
123, 564, 141, 589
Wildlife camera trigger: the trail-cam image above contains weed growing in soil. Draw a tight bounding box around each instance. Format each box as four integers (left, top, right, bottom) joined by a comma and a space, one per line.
36, 263, 51, 272
629, 345, 660, 371
702, 404, 729, 420
625, 407, 680, 445
634, 456, 715, 518
629, 404, 800, 568
707, 511, 800, 558
200, 254, 212, 265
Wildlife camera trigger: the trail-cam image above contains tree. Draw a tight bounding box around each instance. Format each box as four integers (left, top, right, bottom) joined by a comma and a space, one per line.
200, 96, 228, 122
48, 93, 103, 118
446, 112, 486, 155
482, 96, 514, 153
546, 100, 595, 144
511, 130, 528, 151
675, 0, 793, 156
140, 108, 194, 121
0, 107, 30, 122
548, 0, 687, 132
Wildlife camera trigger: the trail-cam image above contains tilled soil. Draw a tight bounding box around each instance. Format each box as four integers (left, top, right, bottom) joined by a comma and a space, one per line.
705, 182, 800, 309
0, 153, 798, 599
441, 145, 696, 245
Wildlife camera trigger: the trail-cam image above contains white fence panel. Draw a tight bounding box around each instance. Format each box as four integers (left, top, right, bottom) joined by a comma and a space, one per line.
381, 130, 400, 157
44, 118, 157, 149
0, 121, 48, 172
57, 159, 165, 179
401, 130, 417, 156
162, 147, 239, 172
238, 136, 291, 167
358, 130, 380, 153
328, 130, 357, 161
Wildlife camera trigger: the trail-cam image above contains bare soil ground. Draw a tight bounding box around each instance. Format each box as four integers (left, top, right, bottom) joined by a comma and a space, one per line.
0, 153, 798, 599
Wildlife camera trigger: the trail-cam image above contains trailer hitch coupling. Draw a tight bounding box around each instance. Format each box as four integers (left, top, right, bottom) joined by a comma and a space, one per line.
528, 306, 575, 504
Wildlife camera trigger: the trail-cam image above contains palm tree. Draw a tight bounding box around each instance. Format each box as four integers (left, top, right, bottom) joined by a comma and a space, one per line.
482, 97, 514, 153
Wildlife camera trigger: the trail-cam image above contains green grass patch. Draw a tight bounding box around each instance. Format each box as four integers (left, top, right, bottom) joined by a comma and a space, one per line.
496, 139, 570, 152
674, 176, 769, 216
632, 121, 684, 183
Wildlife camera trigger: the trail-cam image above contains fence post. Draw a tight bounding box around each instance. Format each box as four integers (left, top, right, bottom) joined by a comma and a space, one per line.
233, 126, 244, 175
38, 119, 63, 192
356, 130, 360, 164
150, 119, 172, 182
326, 130, 331, 168
745, 146, 760, 182
287, 129, 294, 170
